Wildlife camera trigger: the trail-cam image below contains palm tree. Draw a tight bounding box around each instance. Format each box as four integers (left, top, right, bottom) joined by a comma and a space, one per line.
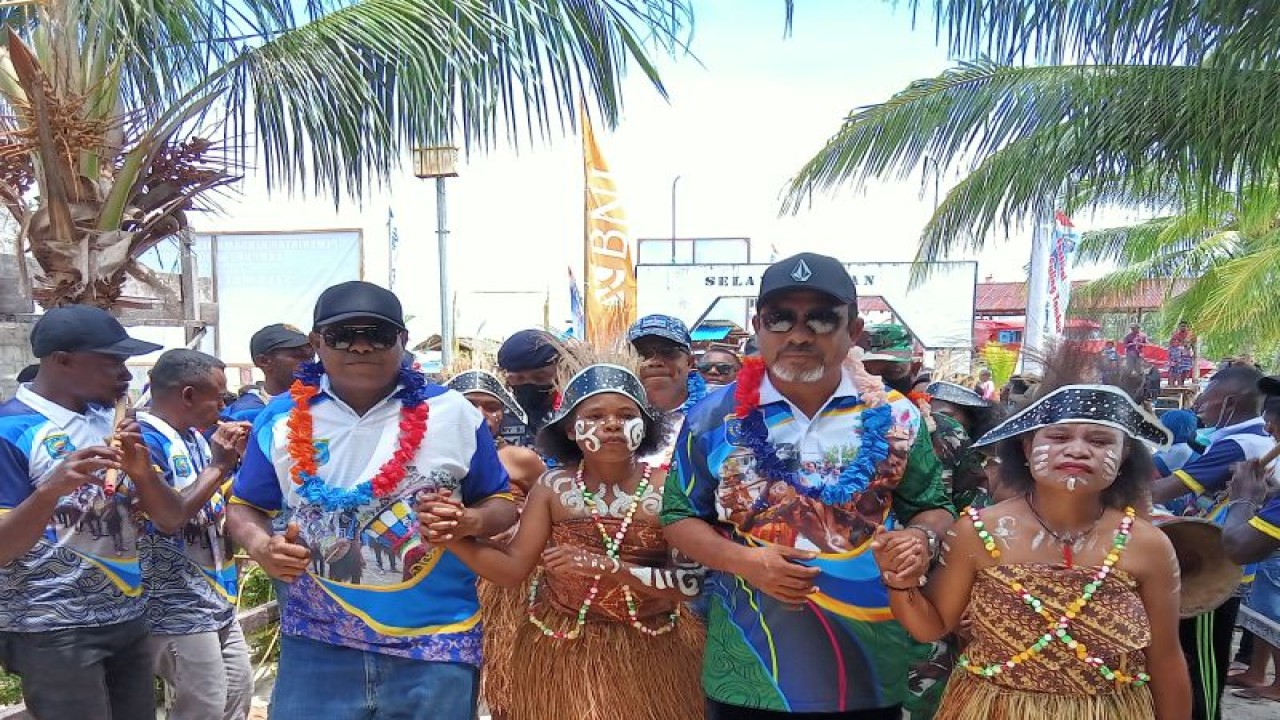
2, 0, 688, 308
1071, 179, 1280, 357
783, 1, 1280, 299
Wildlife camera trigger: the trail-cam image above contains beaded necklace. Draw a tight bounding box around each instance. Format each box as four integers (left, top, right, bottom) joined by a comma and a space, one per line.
959, 505, 1149, 687
526, 463, 657, 640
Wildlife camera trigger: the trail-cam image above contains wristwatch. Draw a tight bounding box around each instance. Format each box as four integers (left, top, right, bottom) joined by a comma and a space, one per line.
907, 524, 940, 563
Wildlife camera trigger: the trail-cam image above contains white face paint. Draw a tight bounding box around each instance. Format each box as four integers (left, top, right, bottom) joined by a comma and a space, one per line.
1031, 445, 1051, 474
573, 418, 602, 452
1102, 449, 1120, 478
623, 417, 646, 452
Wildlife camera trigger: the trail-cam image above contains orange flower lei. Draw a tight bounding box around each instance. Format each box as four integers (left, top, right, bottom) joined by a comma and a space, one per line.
285, 365, 430, 508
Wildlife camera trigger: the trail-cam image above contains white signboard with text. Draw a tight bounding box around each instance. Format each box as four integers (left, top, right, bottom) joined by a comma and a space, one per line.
203, 230, 362, 363
636, 261, 977, 348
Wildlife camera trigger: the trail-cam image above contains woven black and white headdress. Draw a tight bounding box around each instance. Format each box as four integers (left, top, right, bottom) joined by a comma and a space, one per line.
972, 384, 1170, 448
926, 381, 992, 408
544, 364, 653, 433
446, 370, 526, 423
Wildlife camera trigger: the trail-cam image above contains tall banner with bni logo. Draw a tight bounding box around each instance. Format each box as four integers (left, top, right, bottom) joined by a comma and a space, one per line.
1048, 211, 1079, 336
582, 113, 637, 346
567, 266, 586, 339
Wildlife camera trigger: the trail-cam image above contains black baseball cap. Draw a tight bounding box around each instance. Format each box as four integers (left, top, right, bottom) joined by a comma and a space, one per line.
250, 323, 311, 358
758, 252, 857, 305
30, 305, 163, 358
1260, 376, 1280, 395
313, 281, 406, 330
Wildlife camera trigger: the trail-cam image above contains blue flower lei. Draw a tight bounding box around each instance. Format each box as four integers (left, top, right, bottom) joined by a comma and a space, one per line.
291, 361, 430, 511
741, 399, 894, 507
681, 372, 709, 414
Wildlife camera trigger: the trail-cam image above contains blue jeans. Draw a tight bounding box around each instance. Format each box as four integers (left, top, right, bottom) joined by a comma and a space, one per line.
270, 635, 478, 719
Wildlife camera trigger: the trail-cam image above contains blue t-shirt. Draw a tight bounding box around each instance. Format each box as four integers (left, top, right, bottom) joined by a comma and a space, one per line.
0, 386, 146, 631
138, 411, 237, 635
661, 374, 954, 713
232, 376, 511, 663
222, 391, 268, 424
1251, 495, 1280, 542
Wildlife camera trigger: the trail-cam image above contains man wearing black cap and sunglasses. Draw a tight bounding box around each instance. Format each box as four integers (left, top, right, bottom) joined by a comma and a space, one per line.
228, 281, 515, 720
222, 323, 314, 423
0, 305, 189, 718
663, 253, 954, 719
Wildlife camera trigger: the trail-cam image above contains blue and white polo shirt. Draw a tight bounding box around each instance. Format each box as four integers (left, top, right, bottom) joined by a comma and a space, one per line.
0, 385, 146, 632
232, 375, 511, 663
138, 411, 237, 636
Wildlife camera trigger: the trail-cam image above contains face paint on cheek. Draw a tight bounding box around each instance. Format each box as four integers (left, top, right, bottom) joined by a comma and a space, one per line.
1102, 449, 1119, 477
573, 419, 602, 453
623, 417, 645, 452
1031, 445, 1051, 473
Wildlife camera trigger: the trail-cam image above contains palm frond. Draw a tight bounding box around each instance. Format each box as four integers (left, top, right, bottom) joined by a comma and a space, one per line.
219, 0, 689, 198
791, 60, 1280, 262
913, 0, 1280, 68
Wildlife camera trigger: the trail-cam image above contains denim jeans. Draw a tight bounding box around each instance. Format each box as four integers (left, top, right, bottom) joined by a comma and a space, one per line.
0, 617, 153, 720
149, 621, 253, 720
270, 634, 479, 720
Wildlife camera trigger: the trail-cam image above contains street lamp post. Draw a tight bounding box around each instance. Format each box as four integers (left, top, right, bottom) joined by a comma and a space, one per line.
413, 146, 459, 369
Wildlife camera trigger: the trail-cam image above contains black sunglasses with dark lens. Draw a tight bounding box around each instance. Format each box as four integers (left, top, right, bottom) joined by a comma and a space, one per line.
697, 362, 736, 375
321, 323, 401, 351
760, 307, 845, 335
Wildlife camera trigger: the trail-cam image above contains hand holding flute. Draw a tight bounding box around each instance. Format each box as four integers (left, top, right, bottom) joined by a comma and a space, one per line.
103, 396, 129, 496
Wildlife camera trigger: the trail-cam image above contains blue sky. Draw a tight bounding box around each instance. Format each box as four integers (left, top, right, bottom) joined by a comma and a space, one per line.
198, 0, 1116, 345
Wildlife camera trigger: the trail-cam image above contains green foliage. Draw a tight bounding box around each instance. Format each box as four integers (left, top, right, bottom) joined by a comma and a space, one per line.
0, 671, 20, 706
237, 563, 275, 610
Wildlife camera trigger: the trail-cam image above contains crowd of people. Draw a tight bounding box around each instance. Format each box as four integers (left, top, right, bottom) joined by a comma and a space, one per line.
0, 252, 1277, 720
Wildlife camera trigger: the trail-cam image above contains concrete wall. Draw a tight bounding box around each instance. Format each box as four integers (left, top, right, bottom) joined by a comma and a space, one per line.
0, 321, 34, 399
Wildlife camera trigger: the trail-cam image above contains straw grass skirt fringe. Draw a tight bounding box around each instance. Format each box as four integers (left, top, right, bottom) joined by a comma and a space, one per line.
479, 579, 526, 718
504, 606, 705, 720
935, 671, 1155, 720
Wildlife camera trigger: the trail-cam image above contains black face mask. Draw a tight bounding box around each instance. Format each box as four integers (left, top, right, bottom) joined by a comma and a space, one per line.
512, 383, 556, 425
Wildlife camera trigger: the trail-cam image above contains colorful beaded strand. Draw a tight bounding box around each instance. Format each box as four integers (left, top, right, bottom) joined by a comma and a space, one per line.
958, 506, 1149, 687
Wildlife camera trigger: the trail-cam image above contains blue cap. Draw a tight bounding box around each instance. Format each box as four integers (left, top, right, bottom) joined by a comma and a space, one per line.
627, 314, 691, 350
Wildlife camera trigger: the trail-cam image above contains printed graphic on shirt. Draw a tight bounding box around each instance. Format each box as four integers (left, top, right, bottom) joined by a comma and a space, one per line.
292, 465, 457, 586
714, 423, 914, 553
48, 478, 143, 577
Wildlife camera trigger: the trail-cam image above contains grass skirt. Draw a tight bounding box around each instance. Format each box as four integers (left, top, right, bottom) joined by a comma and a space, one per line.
479, 578, 526, 718
504, 606, 705, 720
935, 671, 1155, 720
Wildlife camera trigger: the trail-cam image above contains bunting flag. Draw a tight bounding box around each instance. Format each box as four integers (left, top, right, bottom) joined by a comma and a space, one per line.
582, 114, 637, 345
1048, 211, 1079, 336
567, 266, 586, 339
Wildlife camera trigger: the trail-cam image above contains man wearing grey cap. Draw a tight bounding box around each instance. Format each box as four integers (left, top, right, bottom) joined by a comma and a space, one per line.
662, 253, 954, 718
0, 305, 188, 718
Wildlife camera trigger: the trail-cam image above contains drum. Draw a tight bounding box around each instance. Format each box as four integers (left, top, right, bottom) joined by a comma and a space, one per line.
1152, 515, 1244, 618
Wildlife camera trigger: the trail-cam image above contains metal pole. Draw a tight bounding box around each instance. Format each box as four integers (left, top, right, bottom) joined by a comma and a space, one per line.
178, 230, 199, 345
670, 175, 681, 262
436, 176, 454, 369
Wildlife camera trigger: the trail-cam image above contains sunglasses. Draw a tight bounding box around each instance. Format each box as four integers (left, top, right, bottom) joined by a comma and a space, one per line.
697, 362, 736, 375
321, 323, 401, 351
760, 307, 845, 335
637, 345, 687, 361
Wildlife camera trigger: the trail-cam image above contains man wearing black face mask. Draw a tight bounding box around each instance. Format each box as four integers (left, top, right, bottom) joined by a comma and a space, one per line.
496, 329, 560, 447
1150, 364, 1267, 720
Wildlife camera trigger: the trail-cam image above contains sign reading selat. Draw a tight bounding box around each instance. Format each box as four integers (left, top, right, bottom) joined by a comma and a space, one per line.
636, 261, 977, 349
700, 272, 880, 288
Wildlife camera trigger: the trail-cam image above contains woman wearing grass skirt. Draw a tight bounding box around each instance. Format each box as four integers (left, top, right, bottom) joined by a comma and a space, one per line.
874, 383, 1191, 719
420, 361, 704, 720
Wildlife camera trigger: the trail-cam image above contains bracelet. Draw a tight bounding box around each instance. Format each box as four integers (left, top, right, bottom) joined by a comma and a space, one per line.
884, 582, 921, 592
906, 524, 940, 562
